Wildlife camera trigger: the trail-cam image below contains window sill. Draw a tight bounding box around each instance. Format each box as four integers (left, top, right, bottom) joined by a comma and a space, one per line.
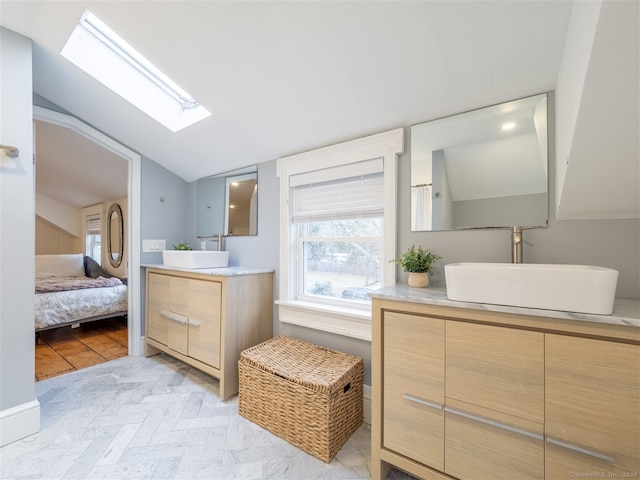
275, 300, 372, 341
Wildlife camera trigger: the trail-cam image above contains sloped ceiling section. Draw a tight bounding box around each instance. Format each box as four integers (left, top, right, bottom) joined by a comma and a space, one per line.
556, 0, 640, 220
35, 119, 128, 208
0, 1, 572, 183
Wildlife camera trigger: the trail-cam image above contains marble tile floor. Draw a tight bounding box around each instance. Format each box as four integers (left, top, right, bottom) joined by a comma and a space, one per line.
1, 354, 415, 480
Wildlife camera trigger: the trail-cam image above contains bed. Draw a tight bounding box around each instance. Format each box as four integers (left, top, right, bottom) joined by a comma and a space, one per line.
35, 254, 128, 337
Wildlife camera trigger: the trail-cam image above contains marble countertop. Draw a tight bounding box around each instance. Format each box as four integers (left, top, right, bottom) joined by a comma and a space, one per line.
143, 264, 274, 276
370, 285, 640, 328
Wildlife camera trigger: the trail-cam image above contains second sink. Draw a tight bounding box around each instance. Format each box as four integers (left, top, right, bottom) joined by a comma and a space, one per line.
445, 262, 618, 315
162, 250, 229, 269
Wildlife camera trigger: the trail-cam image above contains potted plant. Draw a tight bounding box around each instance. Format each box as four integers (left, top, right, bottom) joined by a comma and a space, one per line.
390, 245, 441, 287
173, 242, 193, 251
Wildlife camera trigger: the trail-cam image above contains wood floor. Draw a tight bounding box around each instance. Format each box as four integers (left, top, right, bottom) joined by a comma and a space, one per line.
35, 316, 128, 381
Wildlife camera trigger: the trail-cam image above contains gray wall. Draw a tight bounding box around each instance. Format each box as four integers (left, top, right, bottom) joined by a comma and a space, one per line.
138, 157, 191, 333
139, 158, 191, 266
0, 27, 37, 440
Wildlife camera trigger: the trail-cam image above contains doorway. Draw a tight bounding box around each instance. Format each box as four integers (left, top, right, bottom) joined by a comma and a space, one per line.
33, 106, 142, 357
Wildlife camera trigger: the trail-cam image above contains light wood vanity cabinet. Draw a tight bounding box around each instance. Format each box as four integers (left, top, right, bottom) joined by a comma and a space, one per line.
372, 297, 639, 480
147, 272, 220, 365
146, 267, 273, 399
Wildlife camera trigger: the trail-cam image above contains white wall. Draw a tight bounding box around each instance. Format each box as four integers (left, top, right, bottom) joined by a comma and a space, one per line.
554, 1, 600, 203
0, 27, 40, 446
555, 0, 639, 220
35, 192, 80, 237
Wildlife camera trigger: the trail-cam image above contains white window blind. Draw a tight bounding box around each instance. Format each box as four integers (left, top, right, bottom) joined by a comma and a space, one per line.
291, 160, 384, 223
87, 215, 102, 235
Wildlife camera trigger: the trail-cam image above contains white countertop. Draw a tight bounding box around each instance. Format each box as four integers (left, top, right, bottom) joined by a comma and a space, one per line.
370, 285, 640, 329
143, 264, 274, 276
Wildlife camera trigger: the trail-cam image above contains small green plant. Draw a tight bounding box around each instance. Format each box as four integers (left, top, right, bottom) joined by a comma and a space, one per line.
390, 245, 441, 274
173, 242, 193, 251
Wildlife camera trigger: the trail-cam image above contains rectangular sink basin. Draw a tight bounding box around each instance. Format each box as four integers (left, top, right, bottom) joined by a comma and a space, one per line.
162, 250, 229, 269
445, 263, 618, 315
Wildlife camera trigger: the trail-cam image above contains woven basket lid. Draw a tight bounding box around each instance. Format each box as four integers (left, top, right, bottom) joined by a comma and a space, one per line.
240, 336, 363, 393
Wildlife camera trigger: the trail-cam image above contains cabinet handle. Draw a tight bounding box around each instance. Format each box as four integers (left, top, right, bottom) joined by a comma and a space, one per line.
546, 437, 615, 464
189, 319, 201, 327
444, 406, 543, 441
403, 394, 443, 411
160, 311, 188, 325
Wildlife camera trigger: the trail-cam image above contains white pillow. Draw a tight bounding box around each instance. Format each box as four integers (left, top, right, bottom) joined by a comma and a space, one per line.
35, 254, 85, 279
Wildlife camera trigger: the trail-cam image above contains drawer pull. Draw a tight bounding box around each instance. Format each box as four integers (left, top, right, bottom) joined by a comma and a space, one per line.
546, 437, 615, 464
160, 311, 188, 324
403, 394, 443, 410
189, 319, 201, 327
444, 406, 543, 440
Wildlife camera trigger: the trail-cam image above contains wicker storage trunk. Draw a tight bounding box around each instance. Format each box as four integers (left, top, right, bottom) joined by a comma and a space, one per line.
238, 335, 364, 463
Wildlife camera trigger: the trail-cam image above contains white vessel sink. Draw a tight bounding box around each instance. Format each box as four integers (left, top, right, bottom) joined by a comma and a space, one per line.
445, 263, 618, 315
162, 250, 229, 269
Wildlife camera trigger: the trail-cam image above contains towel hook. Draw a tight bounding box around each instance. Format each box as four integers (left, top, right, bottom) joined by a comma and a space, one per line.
0, 144, 19, 158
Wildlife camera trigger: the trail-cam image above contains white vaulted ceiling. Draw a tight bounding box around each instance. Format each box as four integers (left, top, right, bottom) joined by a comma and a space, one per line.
1, 0, 573, 200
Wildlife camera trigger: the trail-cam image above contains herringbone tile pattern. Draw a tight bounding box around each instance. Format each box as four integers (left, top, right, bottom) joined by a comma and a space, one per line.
1, 354, 414, 480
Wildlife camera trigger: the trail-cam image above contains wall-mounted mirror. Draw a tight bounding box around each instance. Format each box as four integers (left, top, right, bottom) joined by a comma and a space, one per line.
411, 93, 548, 231
107, 202, 124, 268
197, 165, 258, 237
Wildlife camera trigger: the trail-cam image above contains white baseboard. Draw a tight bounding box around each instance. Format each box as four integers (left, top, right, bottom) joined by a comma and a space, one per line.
0, 399, 40, 447
134, 336, 145, 357
363, 384, 371, 425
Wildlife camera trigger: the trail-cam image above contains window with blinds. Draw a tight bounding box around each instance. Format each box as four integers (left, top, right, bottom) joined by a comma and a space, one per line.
290, 161, 384, 307
85, 214, 102, 264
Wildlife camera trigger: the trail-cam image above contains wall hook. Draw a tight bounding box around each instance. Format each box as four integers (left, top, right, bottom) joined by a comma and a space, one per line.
0, 144, 19, 157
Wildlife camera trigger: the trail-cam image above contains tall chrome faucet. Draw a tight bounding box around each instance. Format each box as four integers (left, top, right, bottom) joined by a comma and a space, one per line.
199, 233, 224, 251
511, 227, 523, 263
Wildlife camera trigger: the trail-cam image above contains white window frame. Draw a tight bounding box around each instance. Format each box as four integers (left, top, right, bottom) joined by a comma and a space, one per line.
276, 128, 404, 341
82, 204, 105, 262
85, 213, 103, 264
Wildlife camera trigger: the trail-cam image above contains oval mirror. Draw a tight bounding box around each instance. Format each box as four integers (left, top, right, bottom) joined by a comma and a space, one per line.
107, 203, 124, 268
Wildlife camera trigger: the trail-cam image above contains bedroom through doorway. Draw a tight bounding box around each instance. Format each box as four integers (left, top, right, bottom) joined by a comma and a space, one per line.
33, 106, 142, 379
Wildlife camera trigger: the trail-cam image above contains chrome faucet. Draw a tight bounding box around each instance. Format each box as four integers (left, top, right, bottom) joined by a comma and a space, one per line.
511, 227, 523, 264
199, 233, 224, 251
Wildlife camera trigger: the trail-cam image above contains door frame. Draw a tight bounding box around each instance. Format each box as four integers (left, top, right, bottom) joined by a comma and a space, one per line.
33, 106, 143, 356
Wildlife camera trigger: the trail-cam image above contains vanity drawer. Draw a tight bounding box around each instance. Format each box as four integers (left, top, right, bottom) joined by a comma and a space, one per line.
444, 399, 544, 480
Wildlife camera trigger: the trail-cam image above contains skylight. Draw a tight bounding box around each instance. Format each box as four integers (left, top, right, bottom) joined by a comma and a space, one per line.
61, 10, 211, 132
